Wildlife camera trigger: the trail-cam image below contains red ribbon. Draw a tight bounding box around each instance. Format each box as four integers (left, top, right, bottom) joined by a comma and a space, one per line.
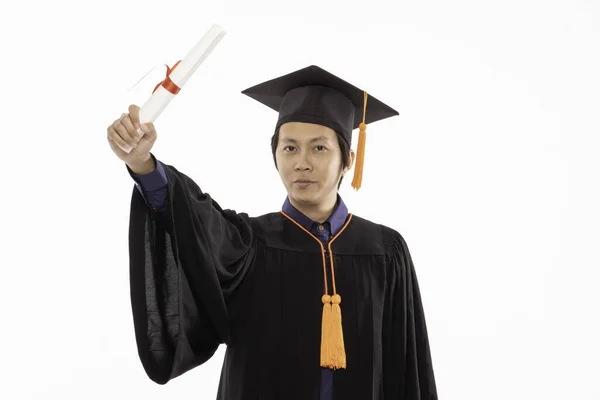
153, 60, 182, 94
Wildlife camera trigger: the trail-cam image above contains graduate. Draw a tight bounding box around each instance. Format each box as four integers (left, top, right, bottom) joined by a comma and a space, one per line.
107, 65, 439, 399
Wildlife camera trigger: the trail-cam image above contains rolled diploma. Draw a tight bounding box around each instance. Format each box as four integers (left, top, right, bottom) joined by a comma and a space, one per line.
123, 23, 226, 153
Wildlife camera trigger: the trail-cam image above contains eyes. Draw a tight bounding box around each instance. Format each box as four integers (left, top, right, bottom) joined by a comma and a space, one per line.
283, 145, 327, 152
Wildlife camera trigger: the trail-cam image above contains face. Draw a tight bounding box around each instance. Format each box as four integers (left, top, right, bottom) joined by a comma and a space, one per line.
276, 122, 353, 207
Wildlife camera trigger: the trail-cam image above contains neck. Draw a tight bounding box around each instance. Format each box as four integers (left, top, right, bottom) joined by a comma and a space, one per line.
288, 192, 338, 224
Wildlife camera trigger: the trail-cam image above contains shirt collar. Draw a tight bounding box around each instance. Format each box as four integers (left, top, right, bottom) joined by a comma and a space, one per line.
281, 194, 349, 236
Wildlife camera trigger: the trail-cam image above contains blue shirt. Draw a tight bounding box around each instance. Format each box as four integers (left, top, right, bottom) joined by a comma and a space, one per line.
128, 155, 349, 399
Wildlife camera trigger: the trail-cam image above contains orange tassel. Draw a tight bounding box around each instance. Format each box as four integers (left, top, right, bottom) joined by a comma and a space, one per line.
352, 91, 369, 191
351, 123, 367, 190
330, 294, 346, 368
320, 295, 333, 364
320, 294, 346, 369
279, 211, 351, 370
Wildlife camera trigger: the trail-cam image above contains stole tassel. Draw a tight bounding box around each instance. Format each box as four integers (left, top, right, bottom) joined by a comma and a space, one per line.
320, 294, 346, 369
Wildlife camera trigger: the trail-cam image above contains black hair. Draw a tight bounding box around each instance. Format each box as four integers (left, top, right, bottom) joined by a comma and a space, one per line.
271, 129, 351, 190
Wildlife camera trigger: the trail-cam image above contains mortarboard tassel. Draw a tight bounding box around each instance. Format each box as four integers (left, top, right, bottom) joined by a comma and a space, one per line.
351, 91, 369, 191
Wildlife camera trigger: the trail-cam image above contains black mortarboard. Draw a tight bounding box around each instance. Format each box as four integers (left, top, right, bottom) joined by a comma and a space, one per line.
241, 65, 399, 190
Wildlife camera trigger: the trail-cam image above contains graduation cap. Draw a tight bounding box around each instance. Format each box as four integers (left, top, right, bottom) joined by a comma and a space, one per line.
241, 65, 399, 190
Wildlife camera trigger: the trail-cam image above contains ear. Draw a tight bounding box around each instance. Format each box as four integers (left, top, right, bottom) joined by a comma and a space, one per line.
343, 150, 356, 175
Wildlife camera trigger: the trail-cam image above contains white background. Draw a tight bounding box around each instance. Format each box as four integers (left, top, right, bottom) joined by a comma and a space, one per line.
1, 0, 598, 399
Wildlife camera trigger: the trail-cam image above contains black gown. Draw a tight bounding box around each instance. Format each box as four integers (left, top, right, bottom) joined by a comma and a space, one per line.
128, 164, 438, 399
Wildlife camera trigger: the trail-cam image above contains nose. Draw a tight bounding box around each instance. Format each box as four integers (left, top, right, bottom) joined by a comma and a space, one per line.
294, 152, 312, 171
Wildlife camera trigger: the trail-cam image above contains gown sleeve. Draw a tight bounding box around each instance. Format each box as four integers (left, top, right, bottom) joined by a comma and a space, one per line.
383, 232, 439, 399
128, 163, 256, 384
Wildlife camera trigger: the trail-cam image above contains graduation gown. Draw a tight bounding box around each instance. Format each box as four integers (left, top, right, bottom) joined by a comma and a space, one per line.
128, 163, 438, 399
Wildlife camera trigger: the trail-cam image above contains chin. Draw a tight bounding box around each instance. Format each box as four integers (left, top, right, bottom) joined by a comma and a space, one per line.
289, 189, 320, 204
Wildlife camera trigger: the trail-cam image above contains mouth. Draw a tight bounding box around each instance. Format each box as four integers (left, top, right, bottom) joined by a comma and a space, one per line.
294, 180, 316, 187
294, 180, 316, 183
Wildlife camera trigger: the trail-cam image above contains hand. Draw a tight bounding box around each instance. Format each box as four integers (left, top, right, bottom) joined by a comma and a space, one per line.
107, 104, 157, 166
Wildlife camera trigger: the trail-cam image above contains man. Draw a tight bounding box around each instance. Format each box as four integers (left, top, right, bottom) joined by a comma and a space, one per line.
107, 65, 438, 399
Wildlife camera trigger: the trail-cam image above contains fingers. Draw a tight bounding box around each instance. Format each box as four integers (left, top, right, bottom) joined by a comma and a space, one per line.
120, 112, 139, 140
129, 104, 141, 133
107, 126, 132, 153
107, 106, 157, 156
129, 104, 153, 137
112, 113, 138, 148
139, 121, 156, 138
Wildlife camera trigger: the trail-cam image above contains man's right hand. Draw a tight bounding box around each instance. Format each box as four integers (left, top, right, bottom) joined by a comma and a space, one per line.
107, 104, 158, 173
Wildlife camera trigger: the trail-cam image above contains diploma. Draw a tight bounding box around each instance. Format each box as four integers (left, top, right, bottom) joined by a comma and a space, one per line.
123, 23, 227, 153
